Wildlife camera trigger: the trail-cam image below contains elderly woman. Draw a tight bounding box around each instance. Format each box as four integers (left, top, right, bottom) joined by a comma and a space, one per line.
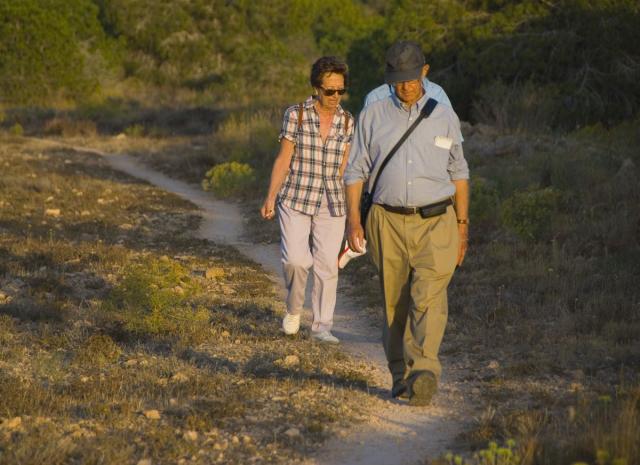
260, 56, 354, 344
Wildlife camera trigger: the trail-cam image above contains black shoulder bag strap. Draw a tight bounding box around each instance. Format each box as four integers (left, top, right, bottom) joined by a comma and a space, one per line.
360, 97, 438, 226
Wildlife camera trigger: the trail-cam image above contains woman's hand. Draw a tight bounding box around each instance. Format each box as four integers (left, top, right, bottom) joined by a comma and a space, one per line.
260, 197, 276, 220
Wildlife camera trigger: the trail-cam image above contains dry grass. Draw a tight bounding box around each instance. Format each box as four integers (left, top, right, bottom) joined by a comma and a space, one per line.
0, 136, 372, 464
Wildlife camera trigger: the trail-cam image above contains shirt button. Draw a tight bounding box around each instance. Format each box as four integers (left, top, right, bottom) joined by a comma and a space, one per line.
408, 160, 413, 164
408, 181, 412, 185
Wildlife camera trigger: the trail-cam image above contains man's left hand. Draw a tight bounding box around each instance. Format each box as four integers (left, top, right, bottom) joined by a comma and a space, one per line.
457, 223, 468, 266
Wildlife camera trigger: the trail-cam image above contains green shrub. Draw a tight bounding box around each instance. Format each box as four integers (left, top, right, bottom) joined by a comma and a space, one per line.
500, 187, 561, 240
76, 334, 122, 367
103, 257, 210, 343
202, 161, 256, 198
442, 440, 520, 465
43, 116, 97, 137
0, 0, 113, 104
123, 123, 145, 137
9, 123, 23, 136
470, 176, 500, 229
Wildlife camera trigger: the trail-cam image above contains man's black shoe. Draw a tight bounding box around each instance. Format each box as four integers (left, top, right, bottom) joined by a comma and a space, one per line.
391, 379, 408, 399
408, 371, 437, 407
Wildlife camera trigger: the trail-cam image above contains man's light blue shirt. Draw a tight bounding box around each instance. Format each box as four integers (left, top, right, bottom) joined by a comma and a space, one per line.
345, 90, 469, 208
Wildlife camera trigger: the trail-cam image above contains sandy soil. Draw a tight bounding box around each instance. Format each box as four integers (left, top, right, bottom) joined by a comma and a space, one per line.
76, 148, 474, 465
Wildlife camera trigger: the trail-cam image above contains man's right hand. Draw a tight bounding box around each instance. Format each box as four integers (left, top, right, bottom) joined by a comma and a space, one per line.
347, 219, 365, 253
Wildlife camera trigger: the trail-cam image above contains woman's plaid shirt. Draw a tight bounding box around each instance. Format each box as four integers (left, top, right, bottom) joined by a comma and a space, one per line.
278, 97, 354, 216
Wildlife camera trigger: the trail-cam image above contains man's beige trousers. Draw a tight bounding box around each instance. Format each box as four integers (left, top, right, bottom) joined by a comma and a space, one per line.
366, 204, 458, 384
277, 193, 346, 333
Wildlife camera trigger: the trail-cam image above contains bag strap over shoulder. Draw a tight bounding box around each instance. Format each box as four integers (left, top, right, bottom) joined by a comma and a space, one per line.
297, 102, 304, 131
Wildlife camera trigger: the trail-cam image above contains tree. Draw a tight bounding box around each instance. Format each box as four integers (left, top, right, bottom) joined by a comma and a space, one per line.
0, 0, 113, 104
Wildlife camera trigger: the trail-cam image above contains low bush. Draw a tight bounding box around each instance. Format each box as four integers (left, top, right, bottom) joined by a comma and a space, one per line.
469, 176, 500, 232
43, 116, 97, 137
500, 186, 562, 241
124, 123, 145, 137
103, 257, 210, 344
202, 161, 256, 198
76, 334, 122, 367
9, 122, 23, 136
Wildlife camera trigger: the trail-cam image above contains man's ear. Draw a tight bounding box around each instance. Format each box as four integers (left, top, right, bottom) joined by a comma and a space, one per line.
422, 64, 430, 78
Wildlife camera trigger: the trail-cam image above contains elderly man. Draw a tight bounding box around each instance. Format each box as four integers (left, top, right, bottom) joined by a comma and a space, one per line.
344, 41, 469, 406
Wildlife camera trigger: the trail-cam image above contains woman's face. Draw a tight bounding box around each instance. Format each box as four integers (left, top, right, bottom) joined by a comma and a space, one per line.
315, 72, 345, 110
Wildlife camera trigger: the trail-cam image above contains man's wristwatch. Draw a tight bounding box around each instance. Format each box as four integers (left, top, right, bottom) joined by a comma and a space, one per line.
456, 219, 469, 224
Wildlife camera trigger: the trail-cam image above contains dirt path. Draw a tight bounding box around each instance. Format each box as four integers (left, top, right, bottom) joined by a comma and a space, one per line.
78, 148, 473, 465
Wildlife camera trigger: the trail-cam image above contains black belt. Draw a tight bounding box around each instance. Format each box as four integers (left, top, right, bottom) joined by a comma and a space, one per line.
378, 198, 452, 215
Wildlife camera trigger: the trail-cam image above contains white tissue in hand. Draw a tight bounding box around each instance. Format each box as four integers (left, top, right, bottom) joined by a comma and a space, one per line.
338, 239, 367, 269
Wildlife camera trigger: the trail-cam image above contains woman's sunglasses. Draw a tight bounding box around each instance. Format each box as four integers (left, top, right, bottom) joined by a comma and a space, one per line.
319, 87, 347, 96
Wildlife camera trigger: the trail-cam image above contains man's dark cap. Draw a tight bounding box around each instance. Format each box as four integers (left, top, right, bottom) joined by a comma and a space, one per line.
384, 40, 425, 84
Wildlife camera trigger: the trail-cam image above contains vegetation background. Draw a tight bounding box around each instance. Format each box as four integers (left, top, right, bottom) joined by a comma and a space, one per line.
1, 0, 639, 464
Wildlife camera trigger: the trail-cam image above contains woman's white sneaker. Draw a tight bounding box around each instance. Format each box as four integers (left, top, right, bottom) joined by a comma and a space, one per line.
311, 330, 339, 344
282, 313, 301, 335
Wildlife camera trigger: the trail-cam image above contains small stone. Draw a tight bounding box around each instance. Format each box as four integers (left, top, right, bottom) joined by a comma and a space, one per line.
1, 417, 22, 430
137, 459, 152, 465
183, 430, 198, 441
172, 286, 185, 295
221, 330, 230, 338
170, 372, 189, 383
144, 410, 161, 420
169, 398, 179, 407
282, 355, 300, 367
284, 427, 300, 438
115, 133, 126, 140
231, 435, 240, 445
80, 210, 90, 216
125, 359, 138, 367
205, 267, 225, 280
45, 208, 61, 217
488, 360, 500, 370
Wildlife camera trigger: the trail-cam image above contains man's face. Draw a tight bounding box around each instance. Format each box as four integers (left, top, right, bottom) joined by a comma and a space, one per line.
392, 64, 429, 106
393, 78, 423, 105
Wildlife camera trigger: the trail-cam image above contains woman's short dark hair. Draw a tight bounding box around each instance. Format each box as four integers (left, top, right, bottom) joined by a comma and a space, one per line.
310, 56, 349, 88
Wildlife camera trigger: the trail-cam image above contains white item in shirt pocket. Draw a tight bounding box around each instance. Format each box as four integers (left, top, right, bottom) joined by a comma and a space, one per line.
434, 136, 453, 150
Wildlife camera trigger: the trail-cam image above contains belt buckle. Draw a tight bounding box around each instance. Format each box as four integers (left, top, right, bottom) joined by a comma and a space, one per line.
409, 206, 419, 214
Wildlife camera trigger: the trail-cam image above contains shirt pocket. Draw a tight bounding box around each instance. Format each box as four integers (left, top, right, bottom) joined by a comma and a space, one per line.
430, 143, 451, 177
325, 136, 346, 168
